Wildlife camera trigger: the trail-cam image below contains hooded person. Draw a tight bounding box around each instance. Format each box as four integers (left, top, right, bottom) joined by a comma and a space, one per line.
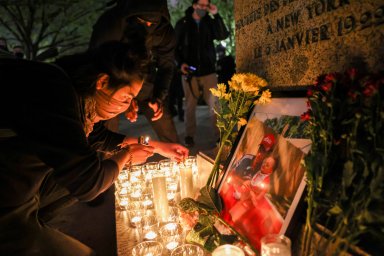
89, 0, 179, 143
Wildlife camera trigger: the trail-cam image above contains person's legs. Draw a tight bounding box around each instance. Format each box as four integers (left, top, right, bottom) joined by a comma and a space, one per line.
138, 99, 180, 143
38, 172, 78, 223
200, 73, 219, 141
0, 196, 94, 256
181, 76, 198, 144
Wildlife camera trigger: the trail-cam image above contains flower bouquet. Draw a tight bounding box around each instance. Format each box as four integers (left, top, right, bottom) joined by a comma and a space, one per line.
177, 73, 271, 253
301, 68, 384, 255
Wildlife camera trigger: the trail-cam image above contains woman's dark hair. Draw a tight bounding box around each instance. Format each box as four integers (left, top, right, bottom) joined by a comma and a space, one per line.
56, 40, 148, 97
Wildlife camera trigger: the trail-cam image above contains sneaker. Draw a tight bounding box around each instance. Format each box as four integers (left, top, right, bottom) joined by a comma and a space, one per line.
184, 136, 195, 147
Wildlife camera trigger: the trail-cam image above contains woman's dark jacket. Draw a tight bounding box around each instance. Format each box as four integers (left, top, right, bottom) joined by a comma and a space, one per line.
175, 7, 229, 77
0, 57, 124, 208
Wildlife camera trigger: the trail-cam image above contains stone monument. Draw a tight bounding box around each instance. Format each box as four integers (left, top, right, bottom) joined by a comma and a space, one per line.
235, 0, 384, 87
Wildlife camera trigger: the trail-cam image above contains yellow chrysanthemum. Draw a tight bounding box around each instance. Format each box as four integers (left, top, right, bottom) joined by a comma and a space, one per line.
210, 88, 221, 97
254, 89, 272, 104
217, 83, 226, 93
223, 93, 231, 101
237, 117, 247, 131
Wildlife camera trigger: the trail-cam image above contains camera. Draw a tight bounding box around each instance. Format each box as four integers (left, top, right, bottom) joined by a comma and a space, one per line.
184, 65, 197, 81
188, 66, 197, 73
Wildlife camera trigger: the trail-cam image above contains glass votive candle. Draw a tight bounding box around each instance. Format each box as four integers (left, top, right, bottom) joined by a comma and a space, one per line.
261, 234, 291, 256
129, 188, 143, 202
127, 201, 145, 226
132, 240, 163, 256
159, 159, 173, 173
212, 244, 245, 256
167, 206, 180, 223
130, 165, 144, 183
159, 222, 183, 252
141, 187, 154, 209
141, 214, 159, 241
144, 161, 158, 176
127, 208, 145, 228
171, 244, 205, 256
152, 169, 170, 223
179, 161, 194, 199
115, 193, 130, 210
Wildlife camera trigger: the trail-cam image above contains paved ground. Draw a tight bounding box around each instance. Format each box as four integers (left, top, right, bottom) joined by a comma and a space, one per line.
52, 105, 217, 256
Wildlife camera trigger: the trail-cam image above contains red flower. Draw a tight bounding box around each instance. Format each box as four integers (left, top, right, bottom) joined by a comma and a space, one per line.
321, 82, 333, 92
362, 82, 378, 97
301, 111, 311, 121
307, 89, 314, 97
325, 73, 338, 82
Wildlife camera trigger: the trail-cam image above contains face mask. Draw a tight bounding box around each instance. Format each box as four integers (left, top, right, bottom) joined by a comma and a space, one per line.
196, 8, 207, 18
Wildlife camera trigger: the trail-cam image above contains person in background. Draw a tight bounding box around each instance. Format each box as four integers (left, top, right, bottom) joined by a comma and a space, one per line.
168, 63, 185, 122
175, 0, 229, 147
216, 44, 235, 87
12, 45, 24, 59
0, 40, 188, 256
89, 0, 180, 143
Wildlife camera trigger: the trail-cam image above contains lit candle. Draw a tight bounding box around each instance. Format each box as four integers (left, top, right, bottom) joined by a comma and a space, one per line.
131, 216, 142, 225
179, 162, 194, 199
152, 173, 170, 222
262, 243, 291, 255
212, 244, 245, 256
159, 222, 182, 252
166, 241, 179, 250
144, 230, 158, 240
261, 234, 291, 256
130, 190, 142, 200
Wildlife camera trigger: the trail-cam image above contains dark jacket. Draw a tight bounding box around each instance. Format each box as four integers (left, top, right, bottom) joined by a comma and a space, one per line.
175, 7, 229, 77
0, 58, 124, 208
89, 0, 175, 102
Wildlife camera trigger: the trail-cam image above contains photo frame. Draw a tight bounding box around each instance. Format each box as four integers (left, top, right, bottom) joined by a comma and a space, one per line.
217, 96, 311, 250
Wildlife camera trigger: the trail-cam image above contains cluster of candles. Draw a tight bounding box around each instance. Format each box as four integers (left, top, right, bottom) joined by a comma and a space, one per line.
115, 157, 203, 255
115, 156, 251, 256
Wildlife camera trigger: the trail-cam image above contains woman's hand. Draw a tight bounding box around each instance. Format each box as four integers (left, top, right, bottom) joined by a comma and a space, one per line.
124, 99, 139, 122
129, 144, 155, 165
151, 141, 189, 162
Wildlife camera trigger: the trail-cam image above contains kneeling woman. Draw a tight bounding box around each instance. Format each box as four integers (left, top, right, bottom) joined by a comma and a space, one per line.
0, 40, 188, 255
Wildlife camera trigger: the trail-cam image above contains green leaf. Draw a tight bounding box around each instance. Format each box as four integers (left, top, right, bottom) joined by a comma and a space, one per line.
186, 227, 209, 246
204, 233, 221, 252
197, 186, 223, 213
178, 198, 201, 213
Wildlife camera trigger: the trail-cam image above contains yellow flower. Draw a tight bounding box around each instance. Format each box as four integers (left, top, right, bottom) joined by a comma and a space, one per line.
237, 118, 247, 130
217, 83, 226, 93
254, 89, 272, 104
210, 88, 221, 97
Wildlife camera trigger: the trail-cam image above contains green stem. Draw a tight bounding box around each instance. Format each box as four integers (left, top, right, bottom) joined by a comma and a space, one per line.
207, 129, 233, 187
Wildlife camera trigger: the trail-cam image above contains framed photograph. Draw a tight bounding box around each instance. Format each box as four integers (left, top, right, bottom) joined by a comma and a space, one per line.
218, 97, 311, 250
